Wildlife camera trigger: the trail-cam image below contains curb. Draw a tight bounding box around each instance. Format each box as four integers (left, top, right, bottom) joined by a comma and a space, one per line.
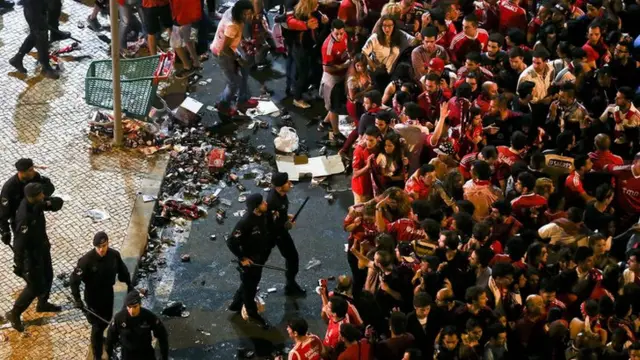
86, 153, 169, 360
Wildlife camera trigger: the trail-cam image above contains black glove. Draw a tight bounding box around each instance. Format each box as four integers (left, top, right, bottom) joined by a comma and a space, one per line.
74, 298, 85, 310
13, 265, 23, 278
1, 231, 10, 245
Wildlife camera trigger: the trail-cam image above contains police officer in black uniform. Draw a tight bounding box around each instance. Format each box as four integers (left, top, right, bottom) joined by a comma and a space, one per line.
267, 172, 305, 295
0, 158, 55, 247
106, 291, 169, 360
8, 0, 65, 78
226, 193, 271, 328
70, 231, 133, 360
5, 182, 64, 331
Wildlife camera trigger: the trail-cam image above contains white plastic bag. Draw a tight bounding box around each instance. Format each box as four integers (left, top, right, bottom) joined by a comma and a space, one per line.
274, 126, 299, 153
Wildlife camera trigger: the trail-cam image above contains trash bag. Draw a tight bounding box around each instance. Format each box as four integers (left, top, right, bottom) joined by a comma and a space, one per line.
274, 127, 299, 153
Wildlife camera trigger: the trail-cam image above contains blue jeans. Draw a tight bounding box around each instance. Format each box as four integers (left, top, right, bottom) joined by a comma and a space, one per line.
285, 52, 296, 91
217, 54, 249, 106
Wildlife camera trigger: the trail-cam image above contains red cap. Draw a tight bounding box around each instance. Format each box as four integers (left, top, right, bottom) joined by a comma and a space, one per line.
428, 57, 445, 72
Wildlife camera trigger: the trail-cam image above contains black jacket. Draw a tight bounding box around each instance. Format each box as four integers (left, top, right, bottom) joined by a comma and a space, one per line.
0, 173, 54, 234
227, 211, 271, 262
106, 308, 168, 360
70, 248, 132, 302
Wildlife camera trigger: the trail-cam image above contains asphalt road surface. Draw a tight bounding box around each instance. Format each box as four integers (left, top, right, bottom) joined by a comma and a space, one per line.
139, 55, 356, 359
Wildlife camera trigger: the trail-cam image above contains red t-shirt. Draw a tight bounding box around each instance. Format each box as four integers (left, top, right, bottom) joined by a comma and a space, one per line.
324, 318, 349, 348
352, 145, 373, 196
289, 334, 324, 360
143, 0, 169, 8
565, 170, 586, 200
495, 146, 523, 180
604, 165, 640, 214
498, 0, 527, 33
338, 0, 358, 27
338, 339, 372, 360
387, 218, 426, 242
459, 152, 480, 179
588, 150, 623, 172
511, 193, 547, 222
449, 29, 489, 64
436, 27, 457, 49
322, 35, 349, 77
405, 176, 430, 200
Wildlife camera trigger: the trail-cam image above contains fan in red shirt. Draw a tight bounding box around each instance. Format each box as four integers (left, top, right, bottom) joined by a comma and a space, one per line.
417, 72, 448, 123
449, 13, 489, 66
498, 0, 527, 33
429, 7, 457, 49
494, 131, 527, 187
337, 323, 373, 360
511, 172, 548, 226
351, 127, 380, 204
588, 134, 624, 172
285, 318, 326, 360
565, 155, 596, 207
475, 0, 500, 32
603, 153, 640, 218
405, 164, 437, 200
459, 146, 498, 180
323, 297, 351, 349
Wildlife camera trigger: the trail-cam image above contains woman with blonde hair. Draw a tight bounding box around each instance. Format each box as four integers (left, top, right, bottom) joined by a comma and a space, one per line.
534, 177, 555, 199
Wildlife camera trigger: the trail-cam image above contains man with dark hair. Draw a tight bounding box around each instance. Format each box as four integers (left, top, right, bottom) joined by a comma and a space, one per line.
436, 326, 462, 359
5, 183, 64, 332
358, 90, 384, 135
602, 152, 640, 228
454, 286, 494, 332
499, 46, 528, 93
469, 246, 494, 287
511, 172, 548, 226
323, 296, 350, 350
498, 0, 527, 32
482, 32, 507, 74
459, 145, 498, 180
582, 21, 609, 66
463, 160, 504, 221
376, 312, 416, 359
548, 82, 589, 139
493, 131, 527, 189
405, 164, 437, 200
318, 19, 350, 142
484, 323, 508, 360
407, 292, 442, 359
417, 72, 447, 122
518, 47, 554, 104
211, 0, 256, 116
450, 13, 489, 66
599, 86, 640, 152
489, 200, 523, 244
412, 26, 450, 80
610, 39, 638, 89
539, 207, 589, 245
286, 317, 326, 360
512, 80, 535, 114
351, 126, 380, 204
338, 323, 372, 360
0, 158, 54, 247
457, 52, 494, 84
565, 154, 595, 206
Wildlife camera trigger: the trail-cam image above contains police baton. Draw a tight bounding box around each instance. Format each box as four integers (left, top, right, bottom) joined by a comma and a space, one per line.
291, 196, 310, 223
50, 280, 111, 325
231, 259, 287, 272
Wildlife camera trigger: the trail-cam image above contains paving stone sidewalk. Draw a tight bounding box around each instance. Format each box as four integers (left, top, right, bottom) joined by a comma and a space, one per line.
0, 2, 164, 359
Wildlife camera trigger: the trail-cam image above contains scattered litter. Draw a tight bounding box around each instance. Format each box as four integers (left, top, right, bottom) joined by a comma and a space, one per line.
162, 302, 186, 317
220, 198, 232, 206
198, 328, 211, 336
274, 127, 299, 153
181, 311, 190, 317
256, 145, 266, 150
238, 195, 246, 202
206, 105, 216, 112
180, 254, 191, 262
325, 194, 335, 204
305, 258, 321, 270
210, 234, 216, 240
198, 81, 208, 86
142, 195, 157, 202
267, 288, 277, 293
86, 209, 110, 222
206, 78, 212, 83
233, 210, 247, 217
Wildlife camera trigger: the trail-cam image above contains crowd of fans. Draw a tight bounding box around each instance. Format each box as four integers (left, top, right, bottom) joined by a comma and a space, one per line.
262, 0, 640, 357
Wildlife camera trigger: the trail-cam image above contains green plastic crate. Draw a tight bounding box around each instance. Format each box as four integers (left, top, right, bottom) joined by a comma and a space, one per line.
84, 55, 162, 119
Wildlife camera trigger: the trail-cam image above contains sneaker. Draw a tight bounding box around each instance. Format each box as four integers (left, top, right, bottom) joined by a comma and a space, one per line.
238, 98, 258, 110
36, 302, 62, 312
293, 99, 311, 109
5, 311, 24, 332
87, 16, 101, 32
41, 68, 60, 80
9, 55, 26, 74
215, 103, 237, 117
50, 29, 71, 42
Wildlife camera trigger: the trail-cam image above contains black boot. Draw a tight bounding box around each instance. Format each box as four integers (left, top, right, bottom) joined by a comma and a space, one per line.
285, 281, 306, 296
50, 29, 71, 42
227, 300, 242, 313
9, 54, 27, 74
5, 311, 24, 332
41, 67, 60, 80
36, 301, 62, 312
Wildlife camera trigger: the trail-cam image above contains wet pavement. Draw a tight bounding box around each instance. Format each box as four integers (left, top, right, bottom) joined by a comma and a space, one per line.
138, 57, 357, 359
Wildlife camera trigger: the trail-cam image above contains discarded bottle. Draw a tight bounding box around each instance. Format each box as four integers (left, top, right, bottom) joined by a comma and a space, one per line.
305, 258, 321, 270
